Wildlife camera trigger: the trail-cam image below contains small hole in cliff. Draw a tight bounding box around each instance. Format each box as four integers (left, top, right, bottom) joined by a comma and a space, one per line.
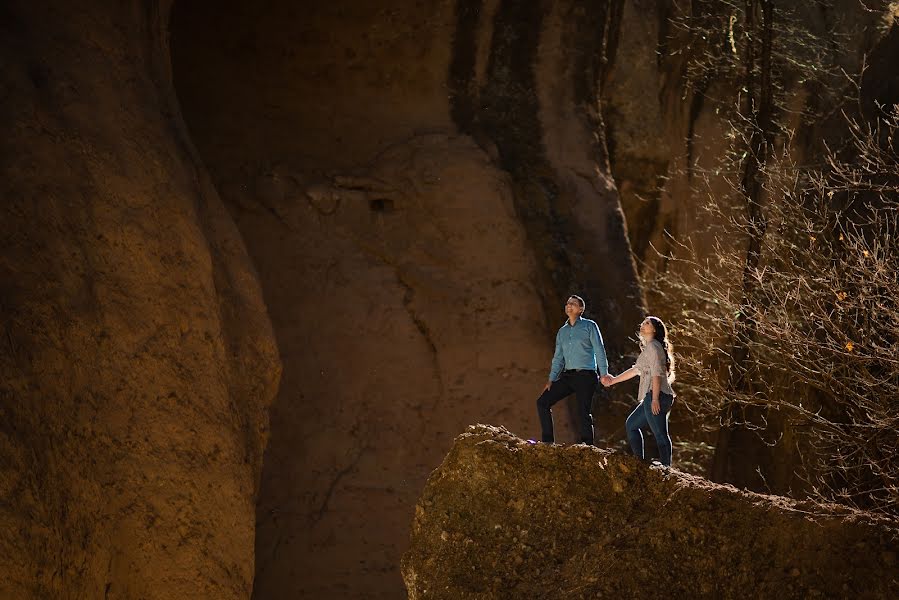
370, 198, 394, 213
28, 64, 48, 90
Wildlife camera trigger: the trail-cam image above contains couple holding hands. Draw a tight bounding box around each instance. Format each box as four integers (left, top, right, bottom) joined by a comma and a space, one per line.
536, 295, 676, 466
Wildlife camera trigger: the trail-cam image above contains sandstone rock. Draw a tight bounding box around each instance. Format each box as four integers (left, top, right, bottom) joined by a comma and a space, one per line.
170, 2, 645, 597
7, 0, 888, 598
403, 425, 899, 599
604, 0, 887, 278
0, 1, 280, 598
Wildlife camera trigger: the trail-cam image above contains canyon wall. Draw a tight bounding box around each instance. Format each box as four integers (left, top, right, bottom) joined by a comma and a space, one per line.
604, 0, 887, 275
1, 2, 280, 598
5, 1, 892, 598
170, 1, 643, 597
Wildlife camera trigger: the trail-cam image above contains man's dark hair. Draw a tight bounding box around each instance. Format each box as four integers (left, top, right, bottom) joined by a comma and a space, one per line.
568, 295, 585, 310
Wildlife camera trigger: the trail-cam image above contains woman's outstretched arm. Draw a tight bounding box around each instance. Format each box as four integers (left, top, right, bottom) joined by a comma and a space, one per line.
603, 367, 639, 386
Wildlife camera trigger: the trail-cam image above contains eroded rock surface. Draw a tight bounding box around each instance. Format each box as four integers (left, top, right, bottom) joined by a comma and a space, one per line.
0, 2, 280, 598
603, 0, 887, 275
9, 1, 890, 598
403, 425, 899, 599
170, 1, 644, 597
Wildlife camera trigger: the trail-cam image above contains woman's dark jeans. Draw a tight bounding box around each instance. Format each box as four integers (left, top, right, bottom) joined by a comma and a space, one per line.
625, 391, 673, 466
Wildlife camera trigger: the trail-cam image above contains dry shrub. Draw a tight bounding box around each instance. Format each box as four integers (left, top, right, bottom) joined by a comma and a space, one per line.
651, 106, 899, 516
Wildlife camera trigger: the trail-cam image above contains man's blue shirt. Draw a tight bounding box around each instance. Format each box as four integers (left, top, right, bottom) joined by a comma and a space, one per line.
549, 316, 609, 381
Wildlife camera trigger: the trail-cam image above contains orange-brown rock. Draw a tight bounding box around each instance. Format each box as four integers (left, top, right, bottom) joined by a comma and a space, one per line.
604, 1, 888, 275
1, 1, 280, 598
403, 425, 899, 599
170, 1, 645, 598
10, 1, 892, 598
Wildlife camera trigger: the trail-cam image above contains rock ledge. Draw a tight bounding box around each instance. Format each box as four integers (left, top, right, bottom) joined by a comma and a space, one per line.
402, 425, 898, 599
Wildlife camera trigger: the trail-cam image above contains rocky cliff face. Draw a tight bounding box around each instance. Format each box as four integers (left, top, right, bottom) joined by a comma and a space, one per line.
1, 0, 645, 597
0, 2, 280, 598
169, 1, 643, 597
403, 425, 899, 599
5, 1, 892, 598
603, 0, 887, 276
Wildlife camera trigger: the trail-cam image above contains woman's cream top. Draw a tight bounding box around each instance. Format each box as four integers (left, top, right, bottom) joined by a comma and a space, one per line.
634, 339, 674, 402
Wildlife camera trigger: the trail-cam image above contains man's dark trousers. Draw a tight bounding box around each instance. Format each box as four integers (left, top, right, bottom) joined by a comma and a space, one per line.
537, 369, 599, 444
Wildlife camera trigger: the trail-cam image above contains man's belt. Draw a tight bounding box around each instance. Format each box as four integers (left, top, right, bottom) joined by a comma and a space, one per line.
562, 369, 597, 374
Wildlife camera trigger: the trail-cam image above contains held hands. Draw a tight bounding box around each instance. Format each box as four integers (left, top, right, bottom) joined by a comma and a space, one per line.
550, 375, 618, 389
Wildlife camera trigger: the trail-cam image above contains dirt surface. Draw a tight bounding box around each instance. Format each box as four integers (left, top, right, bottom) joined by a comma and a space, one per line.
403, 425, 899, 599
0, 1, 280, 598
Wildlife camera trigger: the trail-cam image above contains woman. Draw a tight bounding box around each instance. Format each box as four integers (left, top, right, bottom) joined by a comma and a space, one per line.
602, 316, 676, 466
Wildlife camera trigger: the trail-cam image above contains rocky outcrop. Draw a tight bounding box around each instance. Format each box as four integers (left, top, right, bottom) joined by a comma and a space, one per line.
170, 1, 644, 597
0, 1, 280, 598
403, 425, 899, 599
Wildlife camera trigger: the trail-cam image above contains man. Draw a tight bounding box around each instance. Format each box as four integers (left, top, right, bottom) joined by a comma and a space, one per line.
536, 295, 609, 445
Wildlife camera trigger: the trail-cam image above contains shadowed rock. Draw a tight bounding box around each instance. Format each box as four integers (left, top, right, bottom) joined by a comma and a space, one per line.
0, 2, 280, 597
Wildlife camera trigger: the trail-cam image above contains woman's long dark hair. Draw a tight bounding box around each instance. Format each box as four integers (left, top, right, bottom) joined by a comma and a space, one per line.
646, 316, 675, 384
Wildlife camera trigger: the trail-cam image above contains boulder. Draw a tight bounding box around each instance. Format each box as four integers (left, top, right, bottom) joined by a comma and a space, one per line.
403, 425, 899, 599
